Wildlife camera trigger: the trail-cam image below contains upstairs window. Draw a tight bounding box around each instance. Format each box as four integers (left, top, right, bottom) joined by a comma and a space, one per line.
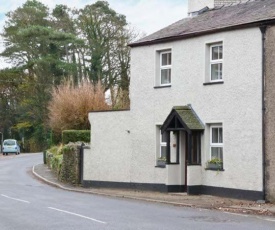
210, 44, 223, 81
160, 51, 172, 85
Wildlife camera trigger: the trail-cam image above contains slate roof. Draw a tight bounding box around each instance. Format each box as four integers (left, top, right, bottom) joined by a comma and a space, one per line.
161, 105, 204, 134
130, 0, 275, 47
173, 106, 205, 131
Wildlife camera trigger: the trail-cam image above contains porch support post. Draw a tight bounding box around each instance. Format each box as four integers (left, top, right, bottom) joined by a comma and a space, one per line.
176, 131, 180, 164
166, 131, 171, 163
187, 132, 192, 165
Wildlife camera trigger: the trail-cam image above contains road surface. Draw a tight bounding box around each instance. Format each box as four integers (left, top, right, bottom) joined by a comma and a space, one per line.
0, 153, 274, 230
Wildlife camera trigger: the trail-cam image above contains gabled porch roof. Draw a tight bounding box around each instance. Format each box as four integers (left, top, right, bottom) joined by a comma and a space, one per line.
161, 105, 204, 134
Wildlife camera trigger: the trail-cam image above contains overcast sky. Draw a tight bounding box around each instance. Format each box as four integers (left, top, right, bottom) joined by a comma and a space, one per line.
0, 0, 188, 68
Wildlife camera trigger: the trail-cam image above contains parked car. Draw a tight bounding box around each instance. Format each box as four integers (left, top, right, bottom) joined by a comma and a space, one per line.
2, 139, 20, 155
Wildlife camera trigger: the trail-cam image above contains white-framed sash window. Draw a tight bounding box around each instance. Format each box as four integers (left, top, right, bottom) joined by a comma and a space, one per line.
210, 125, 223, 161
160, 51, 172, 85
160, 131, 168, 158
210, 44, 223, 81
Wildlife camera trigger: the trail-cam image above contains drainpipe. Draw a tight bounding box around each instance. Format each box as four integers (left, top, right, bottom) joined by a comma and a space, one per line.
259, 25, 267, 201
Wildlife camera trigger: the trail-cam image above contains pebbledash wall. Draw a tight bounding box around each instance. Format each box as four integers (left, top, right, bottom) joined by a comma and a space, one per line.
83, 27, 264, 199
265, 25, 275, 202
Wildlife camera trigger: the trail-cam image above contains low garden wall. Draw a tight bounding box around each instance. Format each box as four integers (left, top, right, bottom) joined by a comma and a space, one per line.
46, 142, 86, 185
59, 144, 81, 185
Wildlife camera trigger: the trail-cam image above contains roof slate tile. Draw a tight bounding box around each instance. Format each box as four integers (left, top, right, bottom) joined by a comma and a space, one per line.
130, 0, 275, 47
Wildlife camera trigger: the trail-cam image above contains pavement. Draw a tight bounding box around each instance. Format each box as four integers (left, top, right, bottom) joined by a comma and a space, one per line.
32, 163, 275, 217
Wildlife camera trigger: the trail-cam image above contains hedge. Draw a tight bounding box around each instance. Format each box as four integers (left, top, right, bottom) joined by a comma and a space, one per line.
62, 130, 90, 144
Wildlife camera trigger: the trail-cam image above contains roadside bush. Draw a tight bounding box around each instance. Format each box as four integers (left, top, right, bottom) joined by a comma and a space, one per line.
28, 138, 42, 153
48, 145, 62, 155
62, 130, 90, 144
50, 154, 63, 175
48, 80, 110, 137
46, 145, 63, 175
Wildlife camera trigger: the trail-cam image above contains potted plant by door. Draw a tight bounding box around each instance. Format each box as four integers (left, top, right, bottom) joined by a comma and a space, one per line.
157, 157, 167, 167
206, 158, 223, 170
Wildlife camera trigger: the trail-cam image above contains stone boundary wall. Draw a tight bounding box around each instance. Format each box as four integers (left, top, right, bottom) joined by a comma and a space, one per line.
59, 144, 81, 185
46, 143, 86, 185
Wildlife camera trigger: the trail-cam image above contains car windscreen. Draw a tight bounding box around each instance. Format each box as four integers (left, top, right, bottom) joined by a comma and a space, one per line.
3, 140, 16, 146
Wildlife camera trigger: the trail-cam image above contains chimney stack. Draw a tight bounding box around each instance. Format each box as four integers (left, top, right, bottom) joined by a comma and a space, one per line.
188, 0, 248, 16
214, 0, 247, 7
188, 0, 214, 15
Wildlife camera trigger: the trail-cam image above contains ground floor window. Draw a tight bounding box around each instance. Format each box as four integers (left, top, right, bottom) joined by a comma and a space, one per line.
160, 130, 168, 159
156, 126, 168, 167
156, 127, 180, 166
210, 125, 223, 160
207, 125, 223, 170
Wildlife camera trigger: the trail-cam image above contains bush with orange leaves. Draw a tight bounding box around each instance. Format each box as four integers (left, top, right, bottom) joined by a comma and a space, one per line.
48, 81, 110, 134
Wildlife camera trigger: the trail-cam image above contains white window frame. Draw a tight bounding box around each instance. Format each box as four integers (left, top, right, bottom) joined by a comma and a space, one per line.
160, 131, 167, 158
160, 51, 172, 86
210, 44, 223, 82
210, 125, 223, 160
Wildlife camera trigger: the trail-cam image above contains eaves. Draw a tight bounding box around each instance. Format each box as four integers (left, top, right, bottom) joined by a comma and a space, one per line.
129, 18, 275, 48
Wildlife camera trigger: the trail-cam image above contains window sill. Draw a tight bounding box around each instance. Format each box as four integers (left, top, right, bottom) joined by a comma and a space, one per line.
154, 85, 171, 89
155, 165, 166, 168
187, 163, 202, 166
155, 163, 179, 167
205, 168, 224, 171
203, 81, 224, 86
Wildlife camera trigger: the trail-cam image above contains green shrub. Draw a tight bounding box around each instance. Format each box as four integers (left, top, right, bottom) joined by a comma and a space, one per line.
46, 145, 63, 173
48, 145, 63, 155
62, 130, 90, 145
50, 154, 63, 175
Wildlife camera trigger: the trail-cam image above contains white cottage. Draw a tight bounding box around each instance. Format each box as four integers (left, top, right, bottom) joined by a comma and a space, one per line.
83, 0, 275, 201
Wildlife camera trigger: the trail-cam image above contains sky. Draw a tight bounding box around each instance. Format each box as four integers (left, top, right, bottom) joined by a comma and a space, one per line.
0, 0, 188, 68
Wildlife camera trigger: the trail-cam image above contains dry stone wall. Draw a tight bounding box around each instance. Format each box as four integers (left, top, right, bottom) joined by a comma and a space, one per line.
59, 143, 81, 185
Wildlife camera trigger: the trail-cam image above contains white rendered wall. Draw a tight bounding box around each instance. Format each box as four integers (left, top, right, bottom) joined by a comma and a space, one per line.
84, 111, 132, 182
130, 27, 262, 192
85, 110, 167, 184
85, 27, 262, 192
187, 166, 202, 186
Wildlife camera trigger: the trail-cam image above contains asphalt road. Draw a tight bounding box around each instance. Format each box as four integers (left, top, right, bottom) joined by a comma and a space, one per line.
0, 153, 275, 230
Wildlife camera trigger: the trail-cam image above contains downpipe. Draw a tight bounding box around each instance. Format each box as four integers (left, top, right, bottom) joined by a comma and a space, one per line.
259, 25, 267, 201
